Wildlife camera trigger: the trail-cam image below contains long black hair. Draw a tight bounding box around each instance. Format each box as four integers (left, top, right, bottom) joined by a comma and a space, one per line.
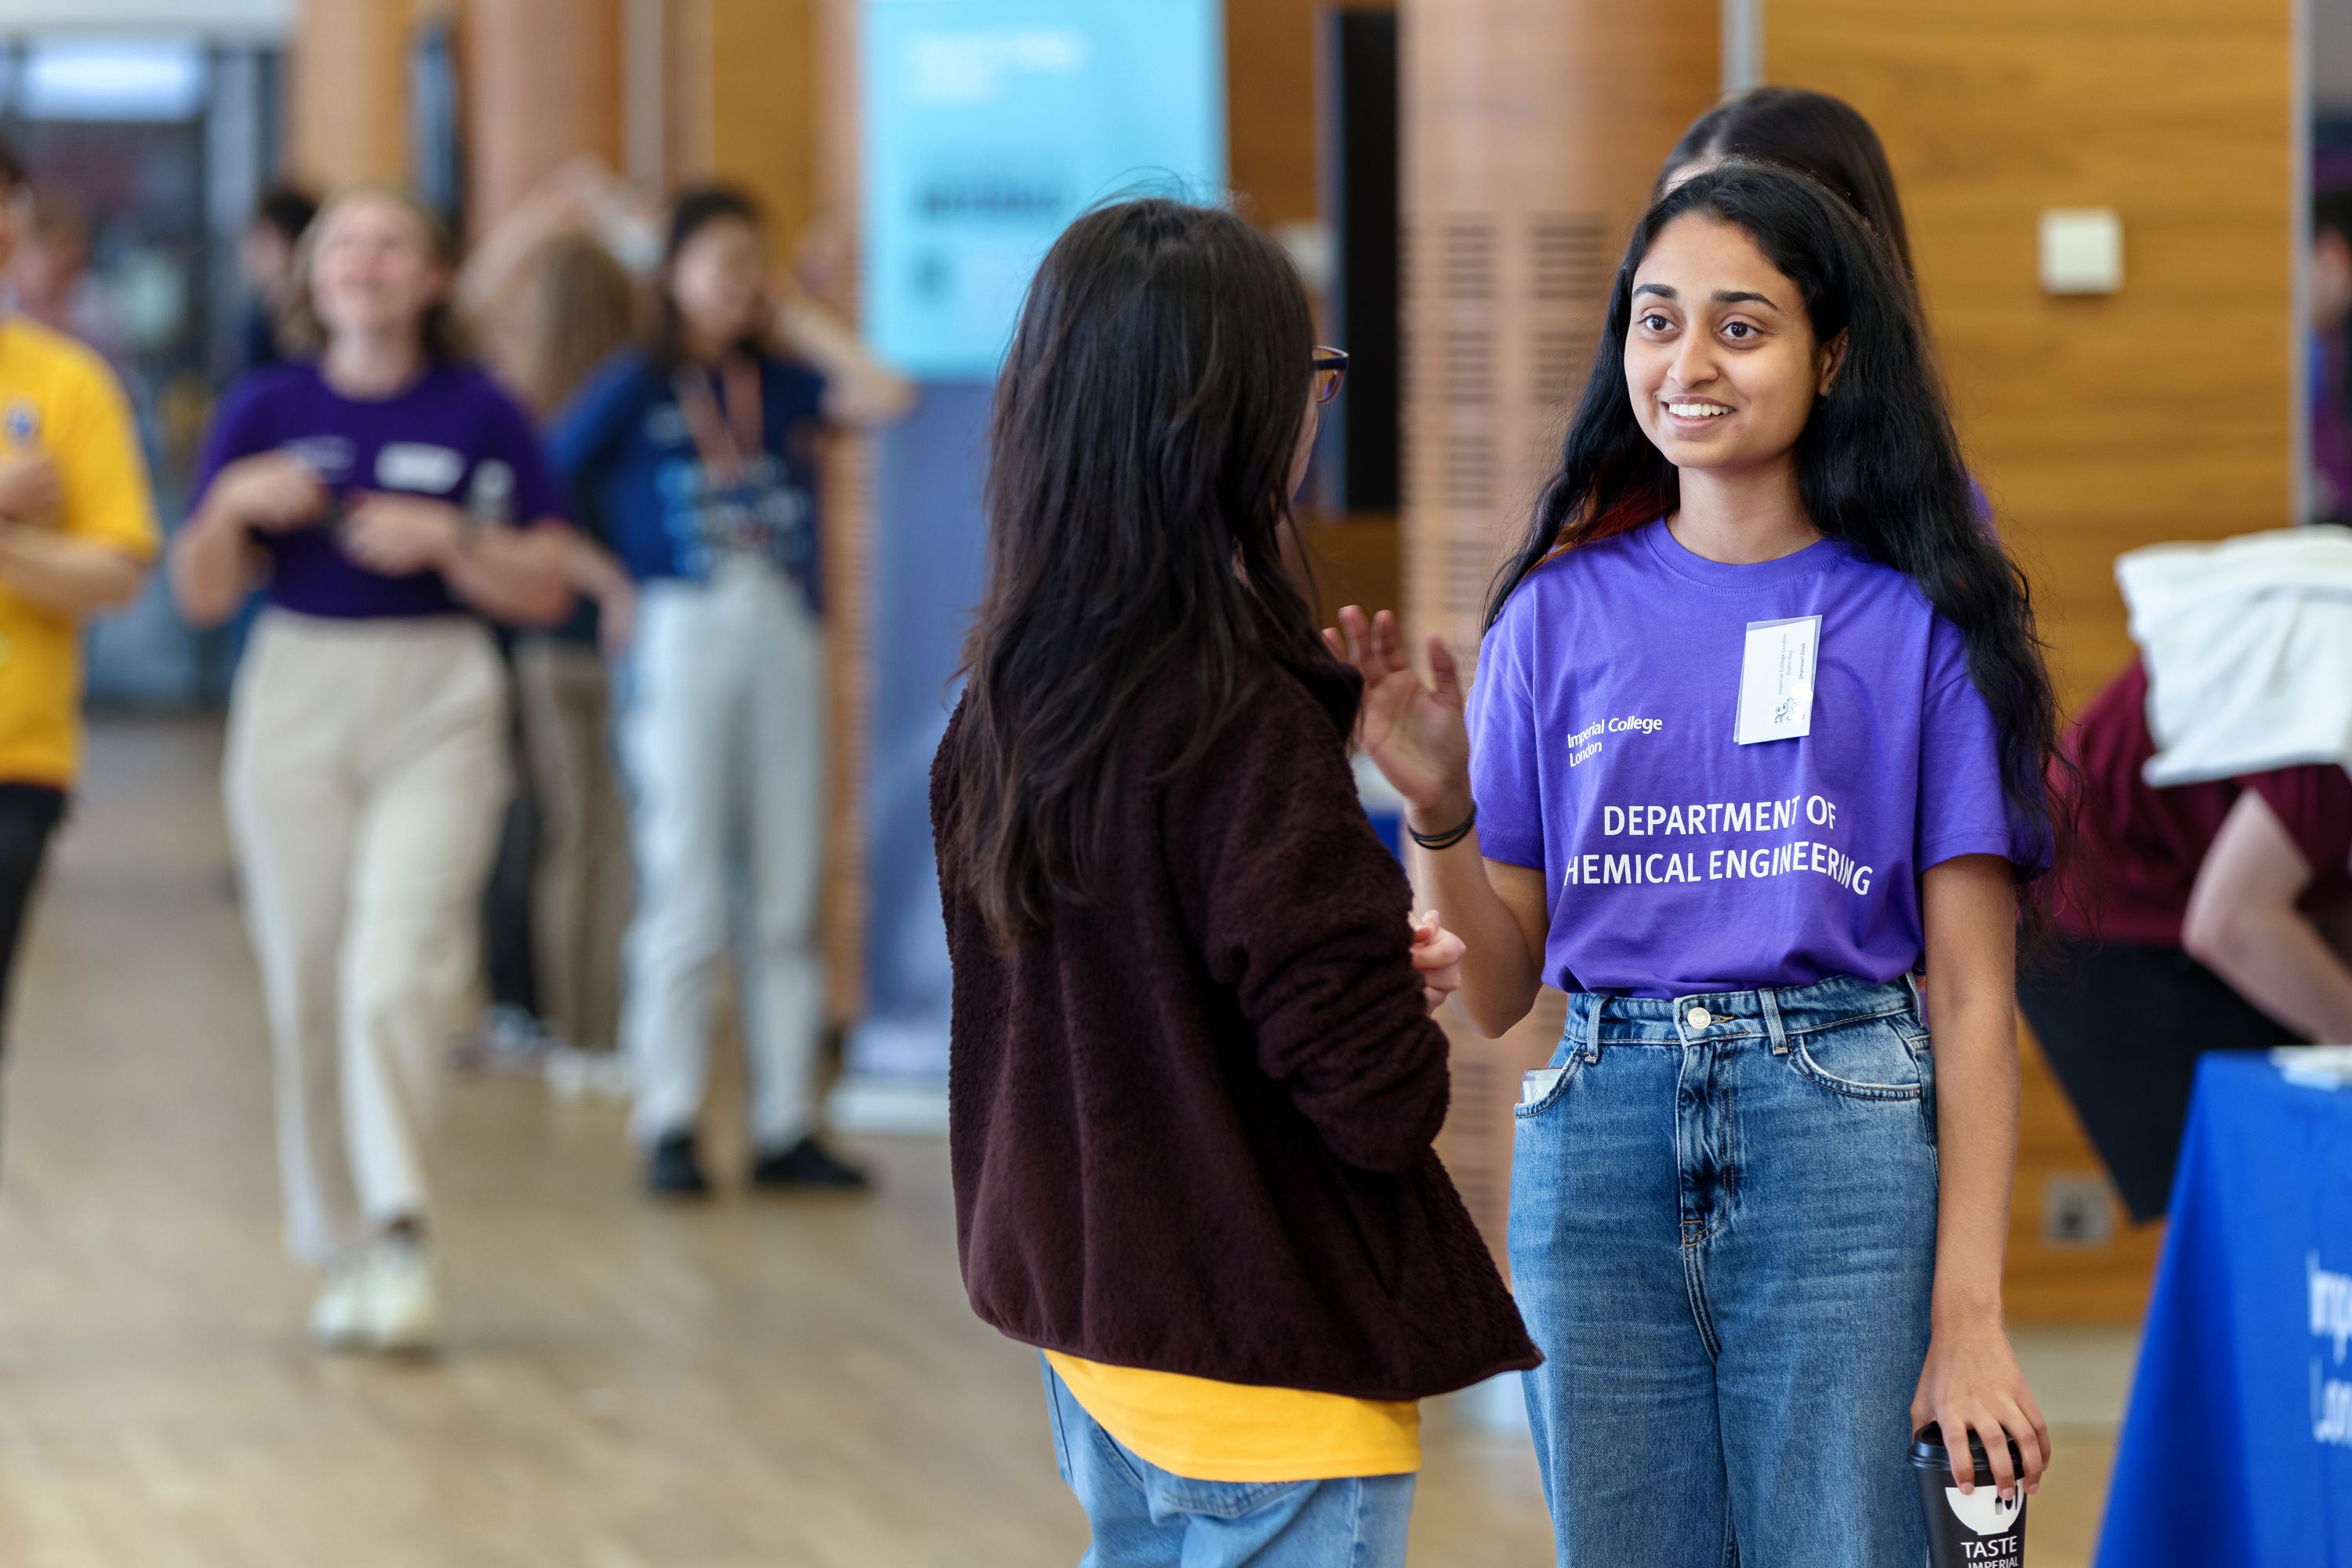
942, 198, 1325, 942
652, 183, 771, 370
1663, 87, 1915, 284
1491, 161, 2067, 890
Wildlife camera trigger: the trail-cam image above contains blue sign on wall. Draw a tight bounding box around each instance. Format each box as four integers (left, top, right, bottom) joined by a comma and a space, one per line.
862, 0, 1228, 378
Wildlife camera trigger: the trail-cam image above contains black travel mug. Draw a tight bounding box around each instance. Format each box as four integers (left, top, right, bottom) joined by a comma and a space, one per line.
1911, 1423, 2027, 1566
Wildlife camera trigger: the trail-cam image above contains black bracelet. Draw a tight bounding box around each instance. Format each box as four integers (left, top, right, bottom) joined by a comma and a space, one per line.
1407, 806, 1476, 851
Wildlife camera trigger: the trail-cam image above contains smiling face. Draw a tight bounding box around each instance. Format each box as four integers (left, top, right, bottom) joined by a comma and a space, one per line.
309, 191, 448, 344
1624, 212, 1840, 479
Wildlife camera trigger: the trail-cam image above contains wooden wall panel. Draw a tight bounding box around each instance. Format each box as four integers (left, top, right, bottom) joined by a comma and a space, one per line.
1400, 0, 1717, 662
664, 0, 717, 180
1227, 0, 1322, 227
287, 0, 411, 187
460, 0, 623, 235
1767, 1, 2296, 708
811, 0, 869, 1024
706, 0, 820, 249
1768, 0, 2296, 1319
1399, 0, 1719, 1265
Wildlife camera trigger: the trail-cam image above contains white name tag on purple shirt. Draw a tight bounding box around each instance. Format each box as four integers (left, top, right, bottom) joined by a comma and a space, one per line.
376, 441, 465, 495
1733, 615, 1820, 745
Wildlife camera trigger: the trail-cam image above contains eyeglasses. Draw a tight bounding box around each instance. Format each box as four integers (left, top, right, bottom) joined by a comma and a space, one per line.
1312, 347, 1350, 405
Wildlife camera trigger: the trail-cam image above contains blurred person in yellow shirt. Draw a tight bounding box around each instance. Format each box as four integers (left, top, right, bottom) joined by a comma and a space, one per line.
0, 138, 159, 1073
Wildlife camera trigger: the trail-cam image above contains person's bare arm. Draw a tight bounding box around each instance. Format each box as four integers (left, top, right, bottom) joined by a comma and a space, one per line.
1327, 604, 1549, 1036
339, 493, 572, 628
0, 526, 144, 614
0, 452, 62, 524
1911, 854, 2051, 1504
775, 292, 915, 428
1413, 848, 1548, 1036
2181, 790, 2352, 1042
171, 501, 261, 627
171, 452, 321, 628
447, 525, 573, 628
456, 156, 625, 323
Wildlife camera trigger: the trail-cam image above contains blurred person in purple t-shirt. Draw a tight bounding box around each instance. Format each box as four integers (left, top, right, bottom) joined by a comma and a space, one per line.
171, 184, 572, 1356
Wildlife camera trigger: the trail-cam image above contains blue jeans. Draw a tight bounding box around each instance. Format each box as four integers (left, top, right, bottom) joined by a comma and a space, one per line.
1040, 1359, 1417, 1568
1509, 975, 1940, 1567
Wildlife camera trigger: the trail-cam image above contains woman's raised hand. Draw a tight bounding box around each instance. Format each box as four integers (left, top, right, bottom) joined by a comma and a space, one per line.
1323, 605, 1473, 825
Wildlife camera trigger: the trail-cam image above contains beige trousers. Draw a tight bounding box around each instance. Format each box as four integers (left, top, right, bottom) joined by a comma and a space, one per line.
225, 612, 509, 1265
514, 639, 631, 1054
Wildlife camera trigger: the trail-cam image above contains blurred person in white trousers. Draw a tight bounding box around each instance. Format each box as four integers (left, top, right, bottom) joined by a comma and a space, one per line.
172, 185, 571, 1351
547, 185, 908, 1196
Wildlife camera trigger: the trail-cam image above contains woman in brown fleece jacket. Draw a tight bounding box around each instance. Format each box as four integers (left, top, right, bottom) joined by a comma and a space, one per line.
930, 198, 1536, 1568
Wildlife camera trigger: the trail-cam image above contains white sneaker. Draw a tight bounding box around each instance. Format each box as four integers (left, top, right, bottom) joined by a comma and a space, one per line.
544, 1045, 635, 1102
307, 1259, 372, 1350
362, 1236, 442, 1353
585, 1051, 634, 1100
544, 1045, 591, 1100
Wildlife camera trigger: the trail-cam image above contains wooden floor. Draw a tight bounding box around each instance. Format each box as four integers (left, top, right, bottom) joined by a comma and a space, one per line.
0, 717, 2119, 1564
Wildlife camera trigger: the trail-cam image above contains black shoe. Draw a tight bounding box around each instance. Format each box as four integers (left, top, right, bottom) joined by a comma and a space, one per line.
750, 1135, 869, 1192
646, 1131, 710, 1197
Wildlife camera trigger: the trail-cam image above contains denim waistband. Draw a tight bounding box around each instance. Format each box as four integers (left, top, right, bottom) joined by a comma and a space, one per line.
1562, 972, 1922, 1053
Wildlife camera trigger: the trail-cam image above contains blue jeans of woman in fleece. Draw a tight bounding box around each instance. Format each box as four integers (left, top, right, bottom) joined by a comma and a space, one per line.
1040, 1359, 1416, 1568
1510, 974, 1941, 1567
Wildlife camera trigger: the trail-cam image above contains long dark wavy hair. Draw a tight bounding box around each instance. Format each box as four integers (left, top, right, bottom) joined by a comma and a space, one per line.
1491, 161, 2068, 893
942, 198, 1326, 942
1662, 87, 1915, 284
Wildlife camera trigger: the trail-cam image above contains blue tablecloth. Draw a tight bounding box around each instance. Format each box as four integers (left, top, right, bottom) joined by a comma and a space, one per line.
2099, 1054, 2352, 1566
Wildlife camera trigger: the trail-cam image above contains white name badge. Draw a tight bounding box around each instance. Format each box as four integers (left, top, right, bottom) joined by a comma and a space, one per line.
375, 441, 465, 494
1733, 614, 1821, 745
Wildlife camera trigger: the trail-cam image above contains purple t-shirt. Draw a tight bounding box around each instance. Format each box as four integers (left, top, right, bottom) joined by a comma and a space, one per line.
187, 360, 568, 619
1467, 518, 2041, 997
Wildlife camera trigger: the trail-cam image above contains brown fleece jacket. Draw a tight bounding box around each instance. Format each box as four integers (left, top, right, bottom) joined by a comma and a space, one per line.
931, 655, 1538, 1401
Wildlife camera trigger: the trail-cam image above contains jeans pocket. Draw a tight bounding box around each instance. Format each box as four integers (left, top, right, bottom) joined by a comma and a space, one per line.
1513, 1041, 1588, 1120
1785, 1014, 1927, 1102
1150, 1472, 1310, 1522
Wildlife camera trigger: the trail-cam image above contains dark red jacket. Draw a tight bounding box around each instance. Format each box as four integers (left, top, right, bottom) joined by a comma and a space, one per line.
2047, 659, 2352, 946
931, 656, 1537, 1401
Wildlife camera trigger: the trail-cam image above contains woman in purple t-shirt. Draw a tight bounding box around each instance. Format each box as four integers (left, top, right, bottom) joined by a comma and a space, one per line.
1333, 164, 2066, 1564
171, 185, 571, 1354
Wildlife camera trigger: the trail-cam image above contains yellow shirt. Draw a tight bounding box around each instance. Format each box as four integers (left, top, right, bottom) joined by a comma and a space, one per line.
0, 319, 158, 788
1043, 1351, 1420, 1483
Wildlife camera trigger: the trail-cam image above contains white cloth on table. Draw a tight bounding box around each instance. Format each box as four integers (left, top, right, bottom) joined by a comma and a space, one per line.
2116, 527, 2352, 787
